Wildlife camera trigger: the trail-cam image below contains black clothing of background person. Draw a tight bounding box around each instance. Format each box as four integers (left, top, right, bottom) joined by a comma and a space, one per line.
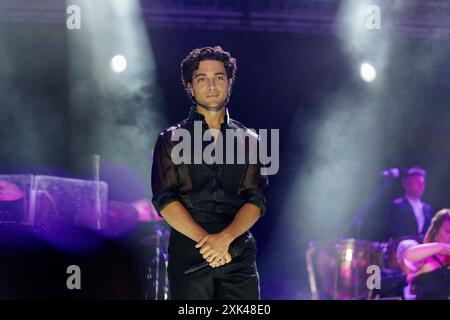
412, 256, 450, 300
151, 107, 268, 299
386, 197, 432, 241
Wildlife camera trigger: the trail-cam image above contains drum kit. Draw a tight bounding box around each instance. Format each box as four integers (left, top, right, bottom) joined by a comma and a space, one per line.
306, 237, 418, 300
0, 176, 170, 300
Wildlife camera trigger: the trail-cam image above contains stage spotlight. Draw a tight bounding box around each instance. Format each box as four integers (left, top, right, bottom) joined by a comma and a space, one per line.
111, 55, 127, 73
360, 62, 376, 82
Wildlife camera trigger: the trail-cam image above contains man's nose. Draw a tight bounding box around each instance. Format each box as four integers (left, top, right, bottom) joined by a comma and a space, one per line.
207, 78, 216, 90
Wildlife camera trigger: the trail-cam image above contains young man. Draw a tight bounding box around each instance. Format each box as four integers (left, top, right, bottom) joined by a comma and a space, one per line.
151, 46, 268, 299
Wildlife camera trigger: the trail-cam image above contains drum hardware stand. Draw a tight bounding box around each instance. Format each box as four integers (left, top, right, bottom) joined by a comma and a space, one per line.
333, 177, 396, 300
152, 228, 170, 300
29, 175, 37, 226
154, 229, 161, 300
163, 252, 169, 300
305, 246, 319, 300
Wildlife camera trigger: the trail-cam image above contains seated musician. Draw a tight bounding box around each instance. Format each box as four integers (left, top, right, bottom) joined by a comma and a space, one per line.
404, 209, 450, 300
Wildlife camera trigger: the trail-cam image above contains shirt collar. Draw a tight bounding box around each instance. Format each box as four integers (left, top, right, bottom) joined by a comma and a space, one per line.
188, 106, 230, 127
405, 195, 422, 205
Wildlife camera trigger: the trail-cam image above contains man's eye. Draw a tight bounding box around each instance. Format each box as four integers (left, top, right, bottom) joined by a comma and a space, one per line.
217, 76, 224, 80
197, 78, 204, 82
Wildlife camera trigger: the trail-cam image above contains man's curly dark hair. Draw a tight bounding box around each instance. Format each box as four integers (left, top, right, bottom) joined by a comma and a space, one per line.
181, 46, 237, 103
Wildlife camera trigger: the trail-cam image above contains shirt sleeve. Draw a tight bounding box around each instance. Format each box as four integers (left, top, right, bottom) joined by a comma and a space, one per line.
151, 130, 180, 215
239, 158, 269, 216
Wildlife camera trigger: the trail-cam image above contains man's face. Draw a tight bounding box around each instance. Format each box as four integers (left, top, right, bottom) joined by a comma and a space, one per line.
403, 174, 426, 198
188, 60, 231, 111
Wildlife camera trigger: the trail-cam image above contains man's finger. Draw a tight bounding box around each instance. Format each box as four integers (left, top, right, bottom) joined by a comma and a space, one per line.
210, 256, 221, 267
199, 245, 211, 255
210, 253, 221, 263
212, 259, 224, 268
211, 259, 221, 268
195, 236, 209, 248
210, 256, 223, 268
202, 249, 215, 260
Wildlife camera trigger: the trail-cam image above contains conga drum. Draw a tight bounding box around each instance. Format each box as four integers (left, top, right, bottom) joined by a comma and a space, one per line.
306, 239, 385, 300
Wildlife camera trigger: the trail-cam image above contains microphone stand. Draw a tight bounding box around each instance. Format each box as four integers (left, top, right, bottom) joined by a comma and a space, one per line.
341, 176, 396, 240
333, 176, 396, 300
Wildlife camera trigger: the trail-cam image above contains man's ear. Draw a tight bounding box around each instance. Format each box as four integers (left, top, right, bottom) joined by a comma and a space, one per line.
188, 83, 194, 97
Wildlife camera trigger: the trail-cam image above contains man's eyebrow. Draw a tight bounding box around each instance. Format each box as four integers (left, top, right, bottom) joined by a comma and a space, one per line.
193, 72, 226, 78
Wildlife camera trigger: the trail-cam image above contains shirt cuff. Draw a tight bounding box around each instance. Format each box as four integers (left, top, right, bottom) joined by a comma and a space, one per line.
152, 189, 180, 216
241, 189, 267, 216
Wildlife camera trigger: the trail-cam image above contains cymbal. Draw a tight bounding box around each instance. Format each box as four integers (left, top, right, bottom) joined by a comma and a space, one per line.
105, 201, 140, 236
0, 180, 24, 201
107, 201, 139, 220
130, 198, 163, 222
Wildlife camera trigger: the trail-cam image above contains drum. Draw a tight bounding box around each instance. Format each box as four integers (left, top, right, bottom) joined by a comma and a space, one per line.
0, 176, 29, 225
306, 238, 385, 300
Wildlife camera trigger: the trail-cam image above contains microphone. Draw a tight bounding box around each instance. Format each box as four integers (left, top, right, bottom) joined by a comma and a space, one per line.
184, 261, 210, 275
381, 168, 401, 178
184, 247, 238, 275
184, 234, 252, 275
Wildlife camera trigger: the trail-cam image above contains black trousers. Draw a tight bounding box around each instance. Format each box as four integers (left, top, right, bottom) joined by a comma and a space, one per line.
167, 224, 260, 300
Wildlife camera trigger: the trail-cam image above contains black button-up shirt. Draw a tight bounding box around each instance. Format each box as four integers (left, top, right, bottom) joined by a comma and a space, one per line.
151, 107, 268, 225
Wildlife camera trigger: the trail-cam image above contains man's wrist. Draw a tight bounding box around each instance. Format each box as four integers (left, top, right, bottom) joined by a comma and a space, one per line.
220, 229, 237, 244
194, 231, 209, 243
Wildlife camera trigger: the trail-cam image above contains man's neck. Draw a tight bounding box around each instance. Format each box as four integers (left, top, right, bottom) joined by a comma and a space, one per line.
196, 105, 225, 129
405, 194, 421, 202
